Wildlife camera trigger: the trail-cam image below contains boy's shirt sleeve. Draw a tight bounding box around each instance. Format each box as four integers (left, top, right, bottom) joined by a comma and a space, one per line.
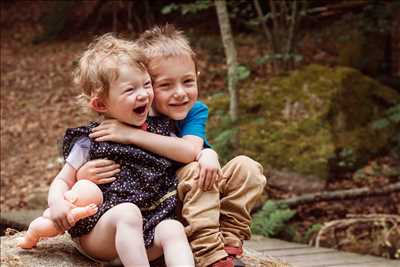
176, 101, 211, 148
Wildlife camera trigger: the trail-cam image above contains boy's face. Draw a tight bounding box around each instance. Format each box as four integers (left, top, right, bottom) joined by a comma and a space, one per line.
97, 64, 153, 126
149, 55, 198, 120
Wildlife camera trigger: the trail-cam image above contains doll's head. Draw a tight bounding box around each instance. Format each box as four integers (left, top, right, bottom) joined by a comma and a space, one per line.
74, 34, 153, 127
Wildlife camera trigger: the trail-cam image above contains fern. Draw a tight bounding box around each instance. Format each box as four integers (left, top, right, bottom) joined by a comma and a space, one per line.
251, 201, 296, 237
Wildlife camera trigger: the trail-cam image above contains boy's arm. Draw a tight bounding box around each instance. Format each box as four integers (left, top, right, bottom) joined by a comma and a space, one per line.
47, 163, 78, 231
196, 148, 222, 191
90, 120, 203, 163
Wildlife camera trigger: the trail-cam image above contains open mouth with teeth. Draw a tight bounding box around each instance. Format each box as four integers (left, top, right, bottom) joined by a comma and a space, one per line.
133, 104, 147, 115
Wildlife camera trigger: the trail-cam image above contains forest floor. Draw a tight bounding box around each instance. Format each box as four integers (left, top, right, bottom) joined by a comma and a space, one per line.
1, 1, 399, 261
264, 156, 400, 259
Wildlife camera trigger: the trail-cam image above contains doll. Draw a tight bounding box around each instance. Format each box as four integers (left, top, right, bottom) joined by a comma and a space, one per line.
17, 179, 102, 249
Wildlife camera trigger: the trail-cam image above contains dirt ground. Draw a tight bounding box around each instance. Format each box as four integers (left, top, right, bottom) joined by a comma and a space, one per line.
1, 1, 399, 260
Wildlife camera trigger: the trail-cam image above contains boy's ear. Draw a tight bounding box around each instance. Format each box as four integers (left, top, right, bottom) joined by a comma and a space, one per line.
89, 96, 108, 113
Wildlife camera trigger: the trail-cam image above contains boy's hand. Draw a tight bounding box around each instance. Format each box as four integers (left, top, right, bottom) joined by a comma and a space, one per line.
89, 119, 138, 144
77, 159, 119, 184
197, 149, 222, 191
49, 199, 77, 232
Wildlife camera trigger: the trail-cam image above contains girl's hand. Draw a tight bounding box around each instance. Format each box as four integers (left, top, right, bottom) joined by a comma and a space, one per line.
77, 159, 119, 185
89, 119, 138, 144
49, 199, 76, 232
196, 149, 222, 191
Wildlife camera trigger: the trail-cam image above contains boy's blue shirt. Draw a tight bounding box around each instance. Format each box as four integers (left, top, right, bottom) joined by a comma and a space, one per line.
175, 101, 211, 148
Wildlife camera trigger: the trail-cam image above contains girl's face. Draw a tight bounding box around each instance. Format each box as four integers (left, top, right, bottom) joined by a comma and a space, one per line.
149, 54, 198, 120
102, 64, 153, 126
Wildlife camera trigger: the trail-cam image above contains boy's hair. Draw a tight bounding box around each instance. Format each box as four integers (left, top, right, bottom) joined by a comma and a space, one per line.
136, 24, 197, 68
73, 33, 147, 109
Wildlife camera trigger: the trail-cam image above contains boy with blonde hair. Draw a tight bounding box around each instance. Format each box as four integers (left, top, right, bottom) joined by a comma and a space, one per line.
80, 25, 266, 267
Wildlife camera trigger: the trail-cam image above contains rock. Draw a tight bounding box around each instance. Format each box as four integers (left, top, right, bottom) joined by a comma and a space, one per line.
1, 231, 292, 267
242, 247, 293, 267
0, 210, 43, 235
207, 65, 400, 179
1, 232, 98, 267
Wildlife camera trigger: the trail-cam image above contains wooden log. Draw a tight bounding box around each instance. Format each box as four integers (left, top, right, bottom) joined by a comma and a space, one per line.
275, 182, 400, 207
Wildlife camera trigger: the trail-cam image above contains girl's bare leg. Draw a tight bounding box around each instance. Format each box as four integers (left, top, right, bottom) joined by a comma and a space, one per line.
79, 203, 149, 267
148, 219, 194, 267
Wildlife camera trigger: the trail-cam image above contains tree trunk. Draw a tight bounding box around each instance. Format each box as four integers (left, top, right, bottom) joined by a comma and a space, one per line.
215, 0, 239, 123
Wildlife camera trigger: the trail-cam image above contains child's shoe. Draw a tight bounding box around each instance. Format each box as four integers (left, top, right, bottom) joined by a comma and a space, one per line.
224, 246, 245, 267
209, 256, 234, 267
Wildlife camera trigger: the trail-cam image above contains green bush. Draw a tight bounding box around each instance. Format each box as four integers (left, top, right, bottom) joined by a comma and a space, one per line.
251, 201, 296, 237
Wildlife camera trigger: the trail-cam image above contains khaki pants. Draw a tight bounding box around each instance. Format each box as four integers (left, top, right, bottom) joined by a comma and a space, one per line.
176, 155, 267, 267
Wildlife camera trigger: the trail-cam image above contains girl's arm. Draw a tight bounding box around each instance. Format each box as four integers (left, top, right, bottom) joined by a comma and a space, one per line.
47, 163, 78, 231
89, 119, 203, 163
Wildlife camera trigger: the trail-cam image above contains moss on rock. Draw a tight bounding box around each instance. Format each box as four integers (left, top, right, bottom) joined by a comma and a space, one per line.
206, 65, 400, 179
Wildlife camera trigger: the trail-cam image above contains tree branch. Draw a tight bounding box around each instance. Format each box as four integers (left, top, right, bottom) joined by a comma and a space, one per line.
253, 0, 272, 43
275, 182, 400, 207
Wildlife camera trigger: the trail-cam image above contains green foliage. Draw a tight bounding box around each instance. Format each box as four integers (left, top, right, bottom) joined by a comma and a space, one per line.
337, 147, 356, 169
161, 0, 211, 15
371, 104, 400, 130
255, 53, 304, 65
205, 93, 237, 164
236, 64, 251, 81
212, 114, 238, 164
235, 65, 400, 179
371, 104, 400, 155
304, 223, 322, 242
161, 0, 256, 25
251, 201, 296, 237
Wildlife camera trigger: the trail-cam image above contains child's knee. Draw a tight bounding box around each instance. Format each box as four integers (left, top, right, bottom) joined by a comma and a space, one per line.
233, 155, 262, 172
113, 203, 142, 227
232, 155, 266, 185
156, 219, 186, 244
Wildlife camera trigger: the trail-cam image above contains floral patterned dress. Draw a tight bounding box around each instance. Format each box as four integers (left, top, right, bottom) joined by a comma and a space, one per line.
63, 116, 180, 248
